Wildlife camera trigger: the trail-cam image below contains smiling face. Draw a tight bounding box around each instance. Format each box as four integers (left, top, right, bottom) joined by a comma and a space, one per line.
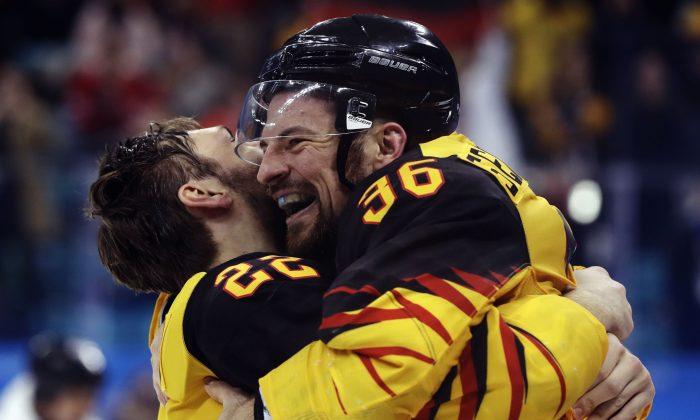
256, 91, 349, 259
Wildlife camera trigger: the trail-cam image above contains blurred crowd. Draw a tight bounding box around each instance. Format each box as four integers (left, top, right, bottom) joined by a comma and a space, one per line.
1, 0, 699, 416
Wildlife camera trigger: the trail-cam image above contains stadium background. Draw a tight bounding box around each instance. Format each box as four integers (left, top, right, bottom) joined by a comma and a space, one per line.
0, 0, 698, 417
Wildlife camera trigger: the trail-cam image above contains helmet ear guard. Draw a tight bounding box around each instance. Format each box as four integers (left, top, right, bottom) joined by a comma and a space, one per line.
331, 88, 377, 189
333, 88, 376, 132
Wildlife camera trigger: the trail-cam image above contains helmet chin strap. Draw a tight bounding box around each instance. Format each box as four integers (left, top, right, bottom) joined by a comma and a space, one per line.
335, 132, 358, 190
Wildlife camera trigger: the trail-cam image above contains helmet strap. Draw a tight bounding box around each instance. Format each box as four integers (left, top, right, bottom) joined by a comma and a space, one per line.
336, 133, 357, 190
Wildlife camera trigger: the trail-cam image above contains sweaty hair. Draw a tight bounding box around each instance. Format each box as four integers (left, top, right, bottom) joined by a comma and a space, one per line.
87, 117, 220, 294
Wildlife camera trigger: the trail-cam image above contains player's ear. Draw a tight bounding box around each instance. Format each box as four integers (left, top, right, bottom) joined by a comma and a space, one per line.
373, 122, 406, 168
178, 177, 233, 215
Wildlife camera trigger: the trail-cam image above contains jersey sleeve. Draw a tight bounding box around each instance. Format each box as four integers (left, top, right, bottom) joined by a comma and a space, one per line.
183, 255, 328, 393
258, 157, 559, 417
259, 294, 607, 419
484, 295, 607, 419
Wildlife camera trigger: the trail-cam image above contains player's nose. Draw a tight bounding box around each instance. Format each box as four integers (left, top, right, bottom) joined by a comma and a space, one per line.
257, 147, 290, 186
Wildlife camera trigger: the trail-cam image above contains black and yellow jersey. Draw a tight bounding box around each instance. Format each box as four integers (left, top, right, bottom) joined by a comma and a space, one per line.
150, 252, 330, 420
258, 133, 608, 419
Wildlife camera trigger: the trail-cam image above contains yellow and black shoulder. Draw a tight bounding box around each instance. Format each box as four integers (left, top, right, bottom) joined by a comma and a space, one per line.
328, 133, 576, 332
181, 252, 330, 392
336, 135, 530, 281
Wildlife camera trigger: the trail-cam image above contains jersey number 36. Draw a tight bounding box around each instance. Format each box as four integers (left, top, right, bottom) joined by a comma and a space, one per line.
359, 158, 445, 225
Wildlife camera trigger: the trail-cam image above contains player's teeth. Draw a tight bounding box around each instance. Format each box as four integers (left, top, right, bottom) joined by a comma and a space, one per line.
277, 194, 305, 208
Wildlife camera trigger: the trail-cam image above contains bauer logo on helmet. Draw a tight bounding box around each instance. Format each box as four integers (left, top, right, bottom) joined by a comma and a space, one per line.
367, 55, 418, 74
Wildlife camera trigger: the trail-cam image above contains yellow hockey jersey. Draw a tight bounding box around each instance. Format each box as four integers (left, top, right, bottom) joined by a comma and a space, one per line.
257, 133, 609, 419
150, 252, 330, 419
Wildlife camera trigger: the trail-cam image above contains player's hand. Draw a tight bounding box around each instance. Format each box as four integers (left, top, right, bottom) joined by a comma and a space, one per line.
149, 321, 168, 406
204, 377, 255, 420
573, 334, 654, 419
566, 266, 634, 340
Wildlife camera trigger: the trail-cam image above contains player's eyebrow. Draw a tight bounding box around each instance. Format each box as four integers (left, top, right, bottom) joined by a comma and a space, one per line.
277, 126, 318, 137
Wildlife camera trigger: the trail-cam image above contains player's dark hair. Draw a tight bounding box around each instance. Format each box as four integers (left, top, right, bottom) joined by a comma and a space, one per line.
88, 117, 219, 293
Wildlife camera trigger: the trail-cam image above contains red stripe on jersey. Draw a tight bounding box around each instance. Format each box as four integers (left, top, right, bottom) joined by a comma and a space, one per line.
408, 273, 478, 317
499, 319, 525, 420
489, 271, 511, 287
516, 326, 567, 415
359, 355, 396, 397
458, 342, 478, 420
332, 379, 348, 415
391, 289, 453, 345
356, 346, 435, 364
414, 399, 435, 420
451, 268, 499, 298
323, 284, 381, 298
320, 307, 410, 329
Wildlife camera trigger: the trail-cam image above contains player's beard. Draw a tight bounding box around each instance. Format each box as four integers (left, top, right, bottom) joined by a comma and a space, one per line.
287, 137, 367, 263
286, 204, 337, 264
219, 166, 287, 251
344, 135, 373, 185
262, 135, 370, 264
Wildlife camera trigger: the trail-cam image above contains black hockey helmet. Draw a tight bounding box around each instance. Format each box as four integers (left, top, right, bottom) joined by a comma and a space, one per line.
237, 15, 460, 187
258, 14, 460, 141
